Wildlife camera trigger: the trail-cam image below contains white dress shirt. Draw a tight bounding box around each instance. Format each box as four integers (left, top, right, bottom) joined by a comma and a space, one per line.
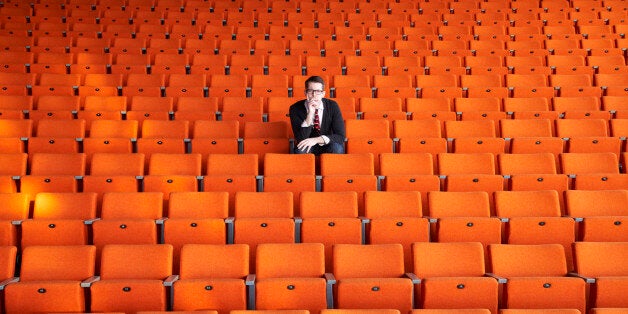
301, 102, 330, 145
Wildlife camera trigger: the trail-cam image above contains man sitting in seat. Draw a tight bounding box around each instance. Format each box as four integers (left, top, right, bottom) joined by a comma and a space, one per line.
289, 75, 346, 154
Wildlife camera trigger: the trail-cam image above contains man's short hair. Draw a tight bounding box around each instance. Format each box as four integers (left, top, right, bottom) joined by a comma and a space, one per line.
304, 75, 326, 89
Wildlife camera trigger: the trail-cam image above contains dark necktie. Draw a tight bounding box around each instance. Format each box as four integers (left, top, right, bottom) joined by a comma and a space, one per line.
314, 109, 320, 132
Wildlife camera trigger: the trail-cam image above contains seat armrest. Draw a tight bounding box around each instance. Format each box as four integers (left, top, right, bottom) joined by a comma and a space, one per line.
405, 272, 421, 284
0, 277, 18, 290
225, 217, 235, 244
255, 175, 264, 192
246, 274, 256, 310
324, 273, 336, 309
294, 217, 303, 243
324, 272, 336, 284
358, 216, 370, 244
81, 275, 100, 288
568, 272, 596, 284
84, 218, 100, 225
245, 274, 256, 286
163, 275, 179, 286
485, 273, 507, 284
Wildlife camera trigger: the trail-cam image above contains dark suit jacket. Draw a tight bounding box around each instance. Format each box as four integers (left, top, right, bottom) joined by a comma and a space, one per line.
289, 98, 346, 145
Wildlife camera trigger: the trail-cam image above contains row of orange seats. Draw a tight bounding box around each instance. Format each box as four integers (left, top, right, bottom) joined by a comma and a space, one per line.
6, 16, 627, 31
4, 151, 628, 175
1, 189, 625, 274
5, 20, 628, 37
2, 172, 627, 217
0, 0, 622, 10
4, 6, 621, 19
3, 120, 628, 158
3, 81, 628, 100
2, 52, 625, 70
4, 135, 628, 164
4, 36, 628, 52
1, 6, 626, 32
3, 20, 628, 39
0, 23, 626, 44
11, 159, 628, 196
4, 116, 628, 137
0, 92, 615, 113
0, 242, 625, 313
2, 73, 628, 100
3, 71, 628, 88
7, 17, 621, 38
2, 34, 627, 54
2, 93, 628, 112
2, 179, 627, 217
1, 48, 626, 75
5, 96, 628, 121
5, 93, 628, 114
2, 65, 627, 87
3, 0, 626, 14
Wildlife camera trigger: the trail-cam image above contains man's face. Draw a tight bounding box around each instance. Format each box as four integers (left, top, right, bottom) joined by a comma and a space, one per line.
305, 82, 325, 104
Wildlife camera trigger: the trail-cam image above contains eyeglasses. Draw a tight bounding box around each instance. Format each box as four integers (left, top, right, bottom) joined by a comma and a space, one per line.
306, 89, 325, 95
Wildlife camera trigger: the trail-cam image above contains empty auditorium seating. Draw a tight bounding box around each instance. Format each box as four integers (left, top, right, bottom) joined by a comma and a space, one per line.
92, 192, 164, 250
299, 191, 363, 271
233, 191, 296, 269
494, 190, 577, 269
428, 191, 502, 248
164, 191, 230, 273
488, 244, 587, 313
412, 242, 499, 313
3, 245, 96, 313
572, 242, 628, 309
87, 244, 175, 313
364, 191, 429, 271
20, 192, 97, 247
172, 244, 251, 312
320, 153, 378, 211
1, 0, 627, 312
253, 243, 333, 312
333, 243, 418, 313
